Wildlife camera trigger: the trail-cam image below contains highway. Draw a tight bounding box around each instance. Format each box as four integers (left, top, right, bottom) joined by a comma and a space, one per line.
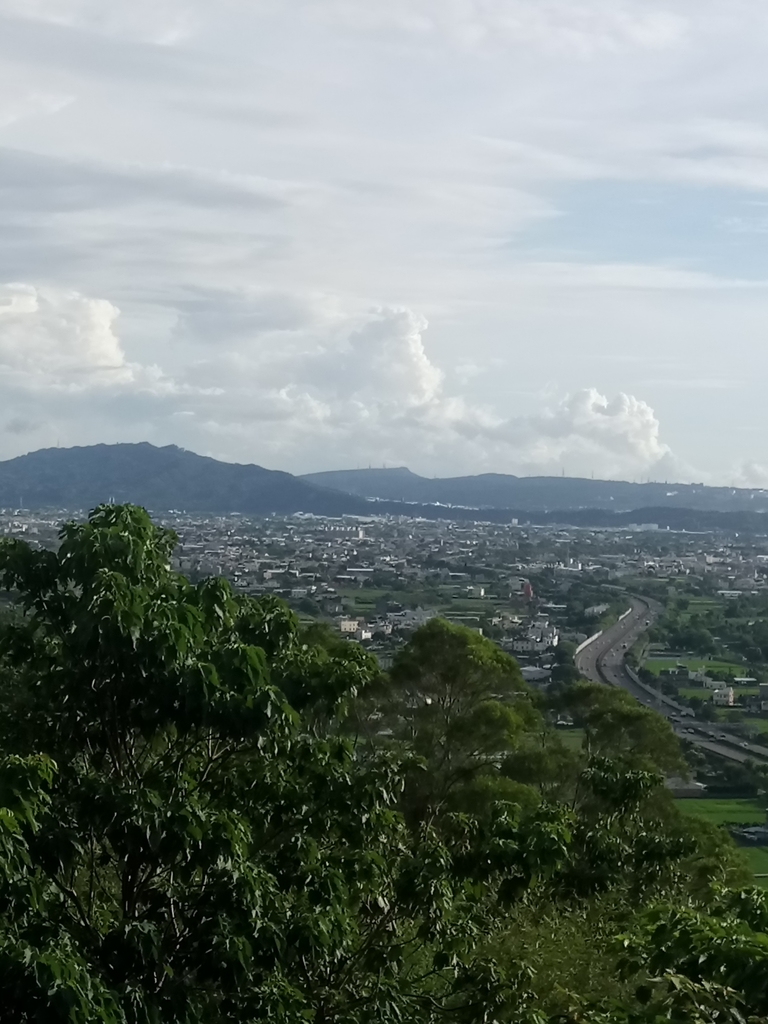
575, 597, 768, 765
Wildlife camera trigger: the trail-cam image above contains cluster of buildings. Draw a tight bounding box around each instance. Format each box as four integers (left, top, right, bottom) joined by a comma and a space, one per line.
8, 504, 768, 686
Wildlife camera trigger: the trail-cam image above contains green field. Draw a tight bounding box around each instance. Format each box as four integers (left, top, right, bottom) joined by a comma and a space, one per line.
677, 800, 768, 885
743, 846, 768, 883
336, 586, 522, 619
644, 658, 744, 677
556, 728, 585, 752
675, 798, 765, 826
676, 686, 758, 702
677, 687, 708, 701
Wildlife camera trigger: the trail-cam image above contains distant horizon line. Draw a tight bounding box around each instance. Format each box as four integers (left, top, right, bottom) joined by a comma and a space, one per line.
0, 440, 756, 494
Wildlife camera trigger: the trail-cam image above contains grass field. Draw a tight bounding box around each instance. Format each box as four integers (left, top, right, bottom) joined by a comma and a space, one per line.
677, 800, 768, 885
677, 687, 709, 701
556, 728, 585, 752
336, 586, 525, 620
675, 798, 765, 826
676, 686, 759, 702
644, 658, 744, 677
743, 847, 768, 883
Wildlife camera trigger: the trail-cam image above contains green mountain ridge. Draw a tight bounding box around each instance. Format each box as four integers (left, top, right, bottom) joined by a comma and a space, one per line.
0, 443, 368, 516
301, 466, 768, 513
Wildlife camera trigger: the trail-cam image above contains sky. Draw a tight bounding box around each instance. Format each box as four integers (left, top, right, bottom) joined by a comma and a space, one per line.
2, 1, 768, 483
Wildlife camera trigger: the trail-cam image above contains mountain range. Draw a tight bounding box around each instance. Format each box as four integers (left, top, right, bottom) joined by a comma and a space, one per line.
0, 444, 368, 517
301, 467, 768, 513
2, 444, 768, 534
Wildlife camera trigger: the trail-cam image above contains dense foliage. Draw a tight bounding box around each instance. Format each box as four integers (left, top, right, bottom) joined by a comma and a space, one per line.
0, 505, 763, 1022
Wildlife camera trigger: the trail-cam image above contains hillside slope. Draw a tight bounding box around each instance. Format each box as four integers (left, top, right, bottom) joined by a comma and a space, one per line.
301, 467, 768, 513
0, 444, 369, 516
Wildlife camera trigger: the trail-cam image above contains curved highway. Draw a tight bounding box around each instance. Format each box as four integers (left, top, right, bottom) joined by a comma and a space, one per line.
575, 597, 768, 765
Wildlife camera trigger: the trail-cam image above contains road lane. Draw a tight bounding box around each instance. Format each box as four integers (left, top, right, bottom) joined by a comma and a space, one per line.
575, 597, 768, 765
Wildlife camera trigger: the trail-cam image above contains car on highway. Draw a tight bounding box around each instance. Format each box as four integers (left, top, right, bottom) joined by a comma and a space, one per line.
717, 733, 729, 740
742, 742, 750, 749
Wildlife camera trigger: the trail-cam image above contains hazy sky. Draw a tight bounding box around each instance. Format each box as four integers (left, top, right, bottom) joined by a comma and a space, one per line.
1, 1, 768, 483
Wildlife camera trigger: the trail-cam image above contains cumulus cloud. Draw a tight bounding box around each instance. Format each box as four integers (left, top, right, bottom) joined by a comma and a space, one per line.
470, 388, 671, 476
2, 0, 768, 479
166, 298, 679, 479
0, 279, 692, 482
304, 308, 443, 408
0, 283, 133, 389
0, 282, 217, 399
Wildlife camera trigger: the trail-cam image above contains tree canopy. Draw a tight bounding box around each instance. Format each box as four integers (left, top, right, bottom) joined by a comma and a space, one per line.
0, 504, 763, 1023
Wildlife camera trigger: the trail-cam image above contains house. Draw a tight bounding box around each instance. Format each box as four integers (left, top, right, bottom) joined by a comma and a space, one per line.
387, 607, 437, 630
520, 666, 551, 683
703, 677, 726, 690
712, 687, 734, 707
665, 777, 707, 798
511, 619, 559, 655
339, 617, 360, 634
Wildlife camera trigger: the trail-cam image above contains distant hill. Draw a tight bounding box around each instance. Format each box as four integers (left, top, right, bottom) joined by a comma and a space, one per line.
301, 467, 768, 514
0, 444, 370, 516
3, 445, 768, 535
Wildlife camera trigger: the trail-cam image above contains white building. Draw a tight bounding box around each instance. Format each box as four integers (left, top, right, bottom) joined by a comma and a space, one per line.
520, 666, 551, 682
387, 607, 437, 629
585, 603, 609, 618
712, 687, 734, 706
511, 621, 559, 655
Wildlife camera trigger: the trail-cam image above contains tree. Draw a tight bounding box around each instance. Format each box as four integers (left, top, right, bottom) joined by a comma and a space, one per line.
698, 700, 716, 723
0, 505, 577, 1023
557, 683, 685, 776
0, 506, 765, 1023
553, 641, 577, 666
384, 619, 540, 822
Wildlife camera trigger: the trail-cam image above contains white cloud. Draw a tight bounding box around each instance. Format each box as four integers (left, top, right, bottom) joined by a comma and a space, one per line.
310, 308, 444, 407
734, 461, 768, 489
0, 282, 215, 399
471, 388, 671, 475
164, 299, 680, 478
1, 1, 768, 478
0, 0, 196, 44
0, 90, 73, 129
0, 282, 132, 389
0, 0, 691, 56
294, 0, 688, 55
